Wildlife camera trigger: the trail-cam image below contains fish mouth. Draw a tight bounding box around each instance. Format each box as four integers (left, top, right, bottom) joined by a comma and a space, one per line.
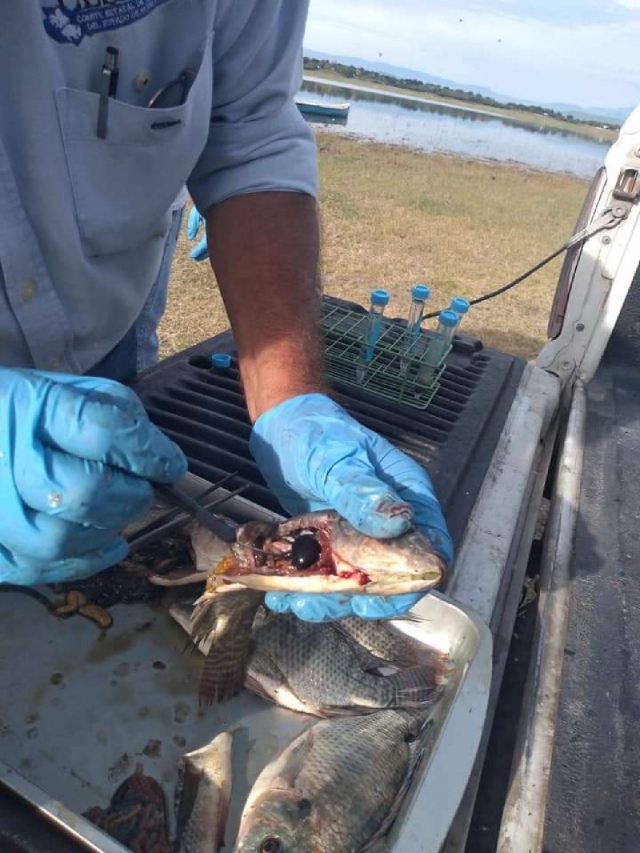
218, 513, 445, 594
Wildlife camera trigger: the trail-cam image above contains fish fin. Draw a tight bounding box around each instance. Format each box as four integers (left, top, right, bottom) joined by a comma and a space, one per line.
330, 622, 396, 672
385, 666, 447, 708
192, 587, 264, 705
362, 716, 435, 851
333, 619, 449, 673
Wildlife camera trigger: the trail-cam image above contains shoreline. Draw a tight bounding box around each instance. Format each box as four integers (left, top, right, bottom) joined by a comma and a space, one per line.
303, 71, 618, 145
312, 129, 594, 183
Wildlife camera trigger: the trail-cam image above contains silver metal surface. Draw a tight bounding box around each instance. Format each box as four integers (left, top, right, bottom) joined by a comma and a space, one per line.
443, 408, 560, 852
0, 477, 490, 852
0, 762, 129, 853
498, 381, 587, 853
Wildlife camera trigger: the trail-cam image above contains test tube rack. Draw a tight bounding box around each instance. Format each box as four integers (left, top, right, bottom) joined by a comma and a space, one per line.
320, 301, 451, 410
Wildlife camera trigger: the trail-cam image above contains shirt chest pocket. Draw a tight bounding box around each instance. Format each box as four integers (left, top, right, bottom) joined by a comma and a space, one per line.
55, 33, 213, 257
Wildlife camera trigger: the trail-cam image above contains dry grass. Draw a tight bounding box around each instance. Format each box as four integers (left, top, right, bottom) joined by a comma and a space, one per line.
160, 132, 588, 361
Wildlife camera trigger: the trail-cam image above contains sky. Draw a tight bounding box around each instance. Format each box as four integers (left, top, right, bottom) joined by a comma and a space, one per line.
304, 0, 640, 109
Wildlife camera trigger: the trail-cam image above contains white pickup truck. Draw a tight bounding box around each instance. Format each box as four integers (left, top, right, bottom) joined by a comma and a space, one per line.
0, 107, 638, 853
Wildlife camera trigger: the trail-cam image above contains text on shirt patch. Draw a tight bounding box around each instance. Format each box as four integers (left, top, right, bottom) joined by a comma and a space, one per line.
42, 0, 171, 45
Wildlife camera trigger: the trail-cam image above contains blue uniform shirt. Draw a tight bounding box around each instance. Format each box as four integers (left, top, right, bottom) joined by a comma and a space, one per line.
0, 0, 317, 373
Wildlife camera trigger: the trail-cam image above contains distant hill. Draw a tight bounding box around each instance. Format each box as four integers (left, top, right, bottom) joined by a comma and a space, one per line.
304, 49, 471, 92
542, 103, 633, 124
303, 49, 634, 126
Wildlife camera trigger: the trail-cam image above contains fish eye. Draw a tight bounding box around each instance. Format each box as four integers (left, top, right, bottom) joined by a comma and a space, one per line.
290, 534, 322, 570
259, 837, 283, 853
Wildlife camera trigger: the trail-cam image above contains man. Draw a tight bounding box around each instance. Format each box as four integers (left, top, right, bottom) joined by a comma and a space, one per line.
0, 0, 452, 621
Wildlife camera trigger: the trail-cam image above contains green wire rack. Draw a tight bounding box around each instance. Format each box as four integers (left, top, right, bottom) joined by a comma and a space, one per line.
320, 301, 451, 410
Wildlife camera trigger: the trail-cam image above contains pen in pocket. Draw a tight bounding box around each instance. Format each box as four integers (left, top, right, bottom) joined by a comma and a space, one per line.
96, 46, 119, 140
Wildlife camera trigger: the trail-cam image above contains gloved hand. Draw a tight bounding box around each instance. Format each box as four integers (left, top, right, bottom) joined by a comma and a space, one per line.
250, 393, 453, 622
186, 207, 208, 261
0, 368, 187, 586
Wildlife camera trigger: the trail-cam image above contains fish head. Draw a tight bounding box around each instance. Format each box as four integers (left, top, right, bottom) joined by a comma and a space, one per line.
331, 516, 446, 590
235, 792, 317, 853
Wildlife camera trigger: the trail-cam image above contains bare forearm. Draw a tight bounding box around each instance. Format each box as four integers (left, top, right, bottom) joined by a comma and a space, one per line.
205, 192, 323, 421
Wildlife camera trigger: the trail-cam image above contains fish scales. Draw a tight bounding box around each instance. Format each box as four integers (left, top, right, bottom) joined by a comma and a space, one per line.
234, 709, 430, 853
247, 613, 447, 715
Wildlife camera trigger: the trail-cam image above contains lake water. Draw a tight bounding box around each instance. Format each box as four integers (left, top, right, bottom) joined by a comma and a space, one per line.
300, 78, 611, 179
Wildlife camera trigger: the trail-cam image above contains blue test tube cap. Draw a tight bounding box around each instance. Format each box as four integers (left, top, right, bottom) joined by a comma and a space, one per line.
450, 297, 470, 315
439, 309, 459, 328
211, 353, 232, 369
411, 284, 431, 302
370, 289, 390, 307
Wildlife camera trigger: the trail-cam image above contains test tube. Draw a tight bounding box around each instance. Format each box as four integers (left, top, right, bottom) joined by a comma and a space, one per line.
416, 308, 459, 386
448, 297, 470, 330
357, 289, 390, 381
401, 284, 430, 373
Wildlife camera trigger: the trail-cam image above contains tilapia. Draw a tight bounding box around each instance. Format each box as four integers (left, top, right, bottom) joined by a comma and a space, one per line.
220, 510, 447, 595
175, 732, 233, 853
171, 602, 449, 715
246, 612, 449, 716
234, 709, 432, 853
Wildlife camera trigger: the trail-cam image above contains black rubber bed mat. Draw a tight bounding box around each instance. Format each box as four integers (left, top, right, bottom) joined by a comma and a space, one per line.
133, 297, 525, 549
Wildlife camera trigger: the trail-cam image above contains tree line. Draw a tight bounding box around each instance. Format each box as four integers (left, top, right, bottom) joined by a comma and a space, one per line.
303, 58, 620, 130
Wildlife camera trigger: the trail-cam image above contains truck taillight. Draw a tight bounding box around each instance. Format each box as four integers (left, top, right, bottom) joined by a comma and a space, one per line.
548, 167, 607, 339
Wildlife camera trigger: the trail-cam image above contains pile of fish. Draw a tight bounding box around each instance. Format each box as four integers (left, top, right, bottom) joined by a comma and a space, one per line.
185, 510, 447, 703
86, 510, 450, 852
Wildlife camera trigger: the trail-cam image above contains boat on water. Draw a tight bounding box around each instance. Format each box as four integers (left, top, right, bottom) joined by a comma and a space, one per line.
296, 98, 351, 119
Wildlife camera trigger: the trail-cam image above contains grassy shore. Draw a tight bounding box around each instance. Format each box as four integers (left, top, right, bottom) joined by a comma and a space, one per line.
160, 132, 588, 362
304, 69, 618, 145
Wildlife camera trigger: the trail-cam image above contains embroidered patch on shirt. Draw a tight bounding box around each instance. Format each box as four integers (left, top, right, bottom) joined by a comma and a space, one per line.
42, 0, 171, 45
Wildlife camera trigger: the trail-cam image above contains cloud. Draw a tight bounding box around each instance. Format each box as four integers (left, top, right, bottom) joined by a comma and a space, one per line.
305, 0, 640, 108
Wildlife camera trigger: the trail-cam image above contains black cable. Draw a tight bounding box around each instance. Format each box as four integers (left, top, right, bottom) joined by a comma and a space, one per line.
422, 240, 571, 320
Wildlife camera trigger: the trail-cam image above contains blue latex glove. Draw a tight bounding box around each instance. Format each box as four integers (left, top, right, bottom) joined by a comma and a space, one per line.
186, 206, 208, 261
250, 393, 453, 622
0, 368, 187, 586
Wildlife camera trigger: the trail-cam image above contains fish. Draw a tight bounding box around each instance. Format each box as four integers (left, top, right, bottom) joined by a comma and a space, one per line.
182, 511, 446, 705
218, 510, 447, 595
246, 612, 449, 716
175, 732, 233, 853
84, 762, 172, 853
171, 602, 449, 715
233, 709, 432, 853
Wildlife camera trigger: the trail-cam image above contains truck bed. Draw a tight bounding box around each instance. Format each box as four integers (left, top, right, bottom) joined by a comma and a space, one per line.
543, 313, 640, 851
